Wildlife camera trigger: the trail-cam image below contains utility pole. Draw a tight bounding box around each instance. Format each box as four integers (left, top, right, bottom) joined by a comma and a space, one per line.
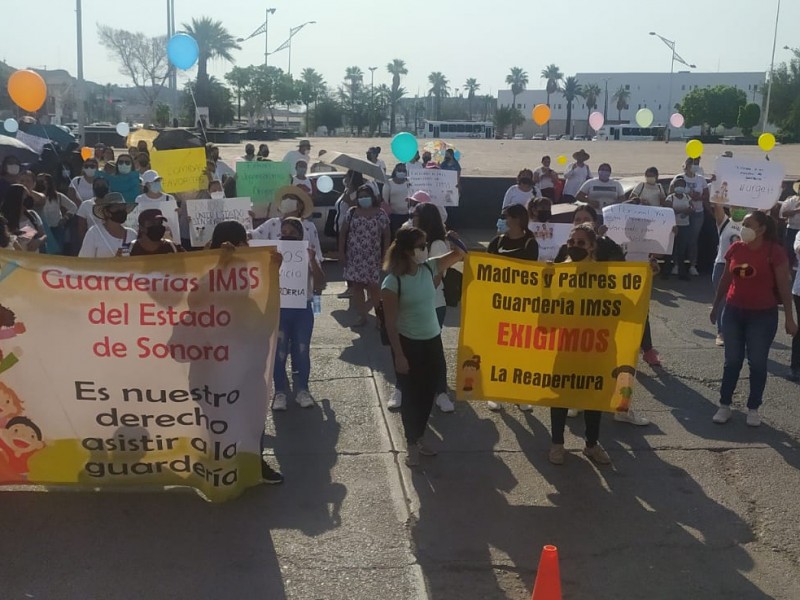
369, 66, 377, 134
76, 0, 85, 141
763, 0, 781, 130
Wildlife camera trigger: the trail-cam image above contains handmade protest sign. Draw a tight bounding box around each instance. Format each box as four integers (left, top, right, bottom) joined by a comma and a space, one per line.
407, 165, 460, 206
0, 248, 280, 502
602, 203, 676, 259
125, 199, 181, 245
456, 254, 651, 411
186, 197, 253, 247
236, 161, 292, 219
250, 240, 309, 308
710, 157, 785, 210
150, 147, 207, 194
528, 223, 572, 262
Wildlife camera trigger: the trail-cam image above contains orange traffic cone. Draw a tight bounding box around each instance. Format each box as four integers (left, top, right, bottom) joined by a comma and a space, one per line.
531, 544, 562, 600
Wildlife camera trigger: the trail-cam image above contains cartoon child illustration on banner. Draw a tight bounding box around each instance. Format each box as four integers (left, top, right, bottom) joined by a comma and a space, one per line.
0, 304, 25, 376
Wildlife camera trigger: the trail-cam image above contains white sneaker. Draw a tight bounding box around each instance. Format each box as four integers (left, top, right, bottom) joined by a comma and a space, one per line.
614, 410, 650, 426
517, 403, 533, 412
746, 409, 761, 427
388, 388, 402, 409
689, 266, 699, 276
712, 405, 732, 424
436, 392, 455, 413
296, 389, 315, 408
567, 409, 580, 417
487, 401, 500, 411
272, 392, 288, 411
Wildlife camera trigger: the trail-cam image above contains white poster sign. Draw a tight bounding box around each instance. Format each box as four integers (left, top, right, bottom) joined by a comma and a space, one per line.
186, 197, 253, 248
407, 165, 460, 206
125, 199, 182, 244
528, 222, 572, 262
710, 157, 785, 210
250, 240, 309, 308
602, 203, 676, 258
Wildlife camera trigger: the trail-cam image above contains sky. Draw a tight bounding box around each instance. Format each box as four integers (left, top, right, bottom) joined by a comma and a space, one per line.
4, 0, 797, 96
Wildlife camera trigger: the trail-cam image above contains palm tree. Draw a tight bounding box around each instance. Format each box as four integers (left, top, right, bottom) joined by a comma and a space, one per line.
463, 78, 480, 119
427, 72, 450, 120
386, 59, 408, 133
613, 85, 631, 123
299, 68, 325, 134
562, 76, 582, 138
345, 66, 363, 134
581, 82, 602, 134
505, 67, 528, 135
541, 63, 564, 136
181, 17, 240, 107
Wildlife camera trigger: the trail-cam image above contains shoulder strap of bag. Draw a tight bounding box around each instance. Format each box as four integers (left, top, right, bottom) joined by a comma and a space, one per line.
718, 218, 730, 238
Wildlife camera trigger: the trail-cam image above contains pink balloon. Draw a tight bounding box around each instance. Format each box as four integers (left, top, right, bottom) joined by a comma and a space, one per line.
670, 113, 685, 128
588, 111, 604, 131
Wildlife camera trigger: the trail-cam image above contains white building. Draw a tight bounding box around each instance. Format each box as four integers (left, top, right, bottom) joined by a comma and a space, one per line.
498, 71, 766, 138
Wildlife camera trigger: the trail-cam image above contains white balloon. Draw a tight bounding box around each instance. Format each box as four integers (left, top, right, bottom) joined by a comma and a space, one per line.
3, 118, 18, 133
116, 122, 130, 137
317, 175, 334, 193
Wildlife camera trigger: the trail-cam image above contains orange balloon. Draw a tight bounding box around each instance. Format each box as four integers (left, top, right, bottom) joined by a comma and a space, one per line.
80, 147, 93, 160
7, 70, 47, 112
532, 104, 551, 126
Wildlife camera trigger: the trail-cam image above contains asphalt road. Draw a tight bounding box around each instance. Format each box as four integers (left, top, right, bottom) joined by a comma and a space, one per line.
3, 245, 800, 599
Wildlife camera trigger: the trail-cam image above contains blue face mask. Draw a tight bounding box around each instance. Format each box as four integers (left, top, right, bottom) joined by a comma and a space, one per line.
496, 218, 509, 234
358, 197, 372, 208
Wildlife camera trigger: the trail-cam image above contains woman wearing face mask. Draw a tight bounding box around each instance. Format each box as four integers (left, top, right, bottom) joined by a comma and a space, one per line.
0, 185, 47, 252
271, 217, 326, 412
502, 169, 535, 214
710, 205, 744, 346
629, 167, 666, 207
670, 158, 708, 276
662, 176, 694, 280
339, 185, 390, 327
135, 170, 181, 243
34, 173, 77, 255
383, 163, 413, 237
78, 192, 137, 258
381, 227, 466, 466
710, 212, 797, 426
292, 161, 312, 194
99, 152, 140, 202
533, 156, 557, 200
0, 157, 21, 204
527, 197, 553, 224
69, 158, 99, 206
130, 209, 183, 256
485, 203, 538, 412
75, 178, 110, 245
549, 223, 611, 466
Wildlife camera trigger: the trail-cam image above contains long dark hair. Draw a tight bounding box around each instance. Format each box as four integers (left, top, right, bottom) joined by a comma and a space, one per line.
356, 184, 380, 208
748, 211, 778, 243
573, 204, 599, 225
384, 227, 425, 276
36, 173, 58, 201
414, 202, 446, 244
0, 184, 27, 231
346, 169, 364, 190
0, 215, 11, 248
209, 221, 248, 249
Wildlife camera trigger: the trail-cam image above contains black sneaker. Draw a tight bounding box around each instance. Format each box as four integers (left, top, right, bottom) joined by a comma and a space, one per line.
261, 460, 284, 484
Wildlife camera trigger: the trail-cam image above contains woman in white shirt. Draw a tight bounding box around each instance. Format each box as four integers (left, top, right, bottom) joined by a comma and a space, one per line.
502, 169, 535, 210
383, 163, 413, 237
68, 157, 98, 206
250, 185, 322, 261
135, 170, 181, 243
79, 193, 137, 258
629, 167, 666, 207
34, 173, 77, 254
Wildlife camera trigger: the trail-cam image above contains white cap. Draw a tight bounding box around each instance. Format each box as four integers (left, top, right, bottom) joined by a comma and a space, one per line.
141, 170, 162, 184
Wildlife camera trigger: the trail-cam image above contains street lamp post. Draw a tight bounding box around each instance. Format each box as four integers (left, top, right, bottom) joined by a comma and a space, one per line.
285, 21, 316, 76
236, 8, 276, 68
650, 31, 696, 143
75, 0, 85, 140
369, 66, 377, 133
763, 0, 782, 131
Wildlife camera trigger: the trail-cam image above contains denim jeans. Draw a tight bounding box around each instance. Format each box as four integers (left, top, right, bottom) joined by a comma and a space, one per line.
688, 211, 705, 266
711, 262, 727, 334
274, 304, 314, 393
664, 225, 690, 275
720, 305, 779, 409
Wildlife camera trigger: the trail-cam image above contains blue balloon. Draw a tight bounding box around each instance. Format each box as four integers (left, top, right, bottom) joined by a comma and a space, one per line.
167, 34, 199, 70
391, 132, 418, 163
454, 150, 461, 161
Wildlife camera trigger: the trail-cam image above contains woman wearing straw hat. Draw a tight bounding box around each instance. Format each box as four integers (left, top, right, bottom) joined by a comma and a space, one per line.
78, 192, 137, 258
562, 149, 592, 204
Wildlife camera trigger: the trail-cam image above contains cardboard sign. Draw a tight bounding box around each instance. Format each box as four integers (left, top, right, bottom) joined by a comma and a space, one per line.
407, 165, 460, 206
528, 223, 572, 262
236, 161, 292, 219
250, 240, 309, 308
186, 197, 253, 248
602, 203, 676, 257
710, 157, 785, 210
150, 148, 208, 194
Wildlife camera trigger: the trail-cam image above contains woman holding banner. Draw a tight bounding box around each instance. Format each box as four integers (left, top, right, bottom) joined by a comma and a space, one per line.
549, 224, 611, 466
381, 227, 466, 466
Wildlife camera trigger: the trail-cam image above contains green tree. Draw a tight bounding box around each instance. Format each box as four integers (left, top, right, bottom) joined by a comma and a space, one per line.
541, 63, 563, 136
315, 96, 343, 132
224, 66, 250, 122
427, 72, 450, 120
581, 83, 602, 133
463, 78, 480, 119
767, 48, 800, 141
155, 103, 170, 127
344, 66, 364, 134
737, 103, 761, 137
386, 59, 408, 134
493, 106, 524, 138
612, 86, 631, 123
506, 67, 528, 136
562, 76, 582, 138
298, 68, 325, 133
181, 17, 240, 107
678, 85, 746, 134
183, 76, 233, 127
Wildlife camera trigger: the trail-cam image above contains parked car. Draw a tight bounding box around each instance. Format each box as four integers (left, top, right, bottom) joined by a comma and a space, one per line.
531, 134, 546, 140
547, 134, 559, 141
512, 133, 525, 140
572, 135, 587, 141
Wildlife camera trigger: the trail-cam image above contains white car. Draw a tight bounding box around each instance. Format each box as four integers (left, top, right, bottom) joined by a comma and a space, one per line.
547, 134, 559, 141
513, 133, 525, 140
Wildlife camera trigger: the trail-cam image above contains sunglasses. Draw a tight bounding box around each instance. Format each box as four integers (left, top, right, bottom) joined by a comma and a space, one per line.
118, 161, 132, 166
567, 238, 588, 248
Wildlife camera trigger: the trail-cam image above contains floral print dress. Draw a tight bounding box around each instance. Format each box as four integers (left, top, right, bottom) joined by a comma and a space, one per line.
343, 208, 389, 284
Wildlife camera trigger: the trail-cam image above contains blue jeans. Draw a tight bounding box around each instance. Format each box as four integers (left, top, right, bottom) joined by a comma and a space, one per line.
274, 304, 314, 393
711, 262, 727, 334
720, 305, 778, 409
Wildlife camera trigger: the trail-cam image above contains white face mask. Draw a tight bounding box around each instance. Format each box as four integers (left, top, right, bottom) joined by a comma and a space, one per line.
6, 164, 20, 176
740, 226, 757, 243
84, 168, 96, 177
118, 164, 132, 175
149, 181, 162, 194
280, 198, 299, 214
210, 191, 225, 200
414, 248, 429, 264
395, 172, 407, 180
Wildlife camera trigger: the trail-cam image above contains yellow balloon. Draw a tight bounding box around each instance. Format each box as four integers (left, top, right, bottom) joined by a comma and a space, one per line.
532, 104, 551, 126
686, 139, 704, 159
758, 132, 776, 152
557, 155, 567, 165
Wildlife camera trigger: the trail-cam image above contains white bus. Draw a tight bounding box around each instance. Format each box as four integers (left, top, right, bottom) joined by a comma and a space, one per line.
421, 120, 494, 139
594, 125, 666, 141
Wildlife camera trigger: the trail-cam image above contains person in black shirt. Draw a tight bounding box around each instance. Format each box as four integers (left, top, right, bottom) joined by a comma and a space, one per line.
487, 204, 539, 260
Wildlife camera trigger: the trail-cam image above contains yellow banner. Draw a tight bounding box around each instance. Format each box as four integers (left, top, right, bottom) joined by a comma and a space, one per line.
0, 248, 280, 502
456, 255, 652, 412
150, 147, 208, 194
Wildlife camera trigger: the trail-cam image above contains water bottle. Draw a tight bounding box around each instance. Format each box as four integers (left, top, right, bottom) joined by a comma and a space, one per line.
312, 294, 321, 315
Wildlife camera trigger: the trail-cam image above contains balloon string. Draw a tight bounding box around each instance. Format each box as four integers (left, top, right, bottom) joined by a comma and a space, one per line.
186, 83, 208, 144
